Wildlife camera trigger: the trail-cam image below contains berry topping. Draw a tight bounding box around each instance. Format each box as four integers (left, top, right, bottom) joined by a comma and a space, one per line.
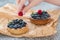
37, 10, 42, 15
8, 19, 27, 29
31, 10, 50, 20
18, 11, 23, 16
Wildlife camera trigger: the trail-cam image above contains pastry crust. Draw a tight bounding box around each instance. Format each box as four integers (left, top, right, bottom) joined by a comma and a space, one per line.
30, 18, 52, 25
7, 26, 29, 35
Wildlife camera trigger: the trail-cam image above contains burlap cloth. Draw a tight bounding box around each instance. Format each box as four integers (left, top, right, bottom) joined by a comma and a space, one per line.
0, 4, 60, 37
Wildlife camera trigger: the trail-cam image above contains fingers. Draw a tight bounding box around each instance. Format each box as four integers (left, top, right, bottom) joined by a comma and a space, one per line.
16, 0, 20, 5
22, 0, 43, 13
17, 0, 26, 13
21, 5, 26, 11
17, 0, 43, 14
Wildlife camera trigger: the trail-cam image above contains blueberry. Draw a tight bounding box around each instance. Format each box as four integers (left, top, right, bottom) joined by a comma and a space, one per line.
17, 25, 22, 28
13, 19, 17, 22
15, 19, 19, 21
43, 17, 47, 19
32, 16, 36, 19
8, 19, 27, 29
19, 21, 22, 23
34, 15, 38, 17
7, 24, 10, 27
21, 23, 25, 27
35, 14, 40, 17
45, 13, 48, 16
44, 13, 50, 18
13, 19, 19, 23
19, 22, 22, 25
31, 11, 50, 20
24, 22, 27, 24
36, 17, 40, 19
31, 12, 42, 19
19, 19, 23, 21
23, 22, 26, 25
19, 19, 24, 24
40, 16, 45, 20
20, 21, 26, 27
13, 24, 19, 29
8, 25, 14, 28
15, 24, 21, 28
42, 11, 47, 14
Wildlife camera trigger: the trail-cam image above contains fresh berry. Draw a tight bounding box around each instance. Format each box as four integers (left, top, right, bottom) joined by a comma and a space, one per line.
42, 11, 50, 18
8, 25, 14, 28
13, 24, 20, 29
36, 17, 40, 19
42, 11, 47, 15
7, 19, 27, 29
37, 10, 42, 15
13, 25, 18, 29
19, 19, 23, 22
13, 19, 19, 23
18, 11, 23, 16
22, 22, 26, 26
31, 10, 50, 20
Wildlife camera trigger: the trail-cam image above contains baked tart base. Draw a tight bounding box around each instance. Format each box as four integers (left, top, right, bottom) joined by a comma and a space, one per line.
30, 18, 52, 25
7, 26, 29, 35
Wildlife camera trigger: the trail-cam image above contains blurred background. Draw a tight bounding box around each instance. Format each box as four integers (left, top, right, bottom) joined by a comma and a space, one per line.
0, 0, 59, 10
0, 0, 60, 40
0, 0, 16, 6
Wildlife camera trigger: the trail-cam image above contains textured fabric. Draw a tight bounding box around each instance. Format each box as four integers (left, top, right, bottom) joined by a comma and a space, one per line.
0, 0, 60, 40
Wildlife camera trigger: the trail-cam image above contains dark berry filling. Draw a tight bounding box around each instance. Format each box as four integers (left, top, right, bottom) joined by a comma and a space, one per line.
31, 10, 50, 20
7, 19, 27, 29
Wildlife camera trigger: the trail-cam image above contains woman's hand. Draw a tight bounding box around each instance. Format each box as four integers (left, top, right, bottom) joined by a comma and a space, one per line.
16, 0, 43, 14
17, 0, 60, 14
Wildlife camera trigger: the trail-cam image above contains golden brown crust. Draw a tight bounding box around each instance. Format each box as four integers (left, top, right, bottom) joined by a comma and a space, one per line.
30, 18, 52, 25
7, 26, 29, 35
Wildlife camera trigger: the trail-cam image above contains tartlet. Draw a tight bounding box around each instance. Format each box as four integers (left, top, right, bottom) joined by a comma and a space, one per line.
7, 19, 29, 35
30, 10, 52, 25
